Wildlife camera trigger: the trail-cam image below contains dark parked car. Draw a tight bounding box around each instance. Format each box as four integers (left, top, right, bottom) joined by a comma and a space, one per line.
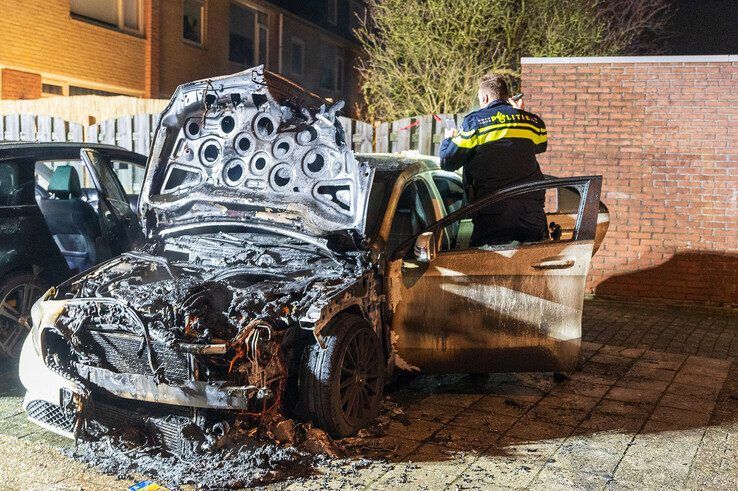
20, 68, 608, 453
0, 142, 145, 357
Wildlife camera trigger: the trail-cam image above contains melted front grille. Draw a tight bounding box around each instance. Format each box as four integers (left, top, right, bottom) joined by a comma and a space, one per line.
26, 399, 76, 433
85, 331, 191, 381
92, 392, 194, 455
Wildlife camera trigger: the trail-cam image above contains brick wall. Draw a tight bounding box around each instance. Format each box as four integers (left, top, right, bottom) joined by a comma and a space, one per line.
522, 56, 738, 306
144, 0, 160, 98
1, 1, 361, 113
158, 0, 232, 98
157, 1, 362, 113
0, 69, 41, 99
0, 0, 146, 95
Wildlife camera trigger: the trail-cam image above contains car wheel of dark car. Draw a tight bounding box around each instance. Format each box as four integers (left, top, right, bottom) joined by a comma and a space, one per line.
0, 274, 48, 358
300, 314, 385, 438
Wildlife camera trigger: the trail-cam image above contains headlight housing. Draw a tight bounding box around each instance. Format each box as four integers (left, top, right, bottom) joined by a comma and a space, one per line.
30, 289, 63, 357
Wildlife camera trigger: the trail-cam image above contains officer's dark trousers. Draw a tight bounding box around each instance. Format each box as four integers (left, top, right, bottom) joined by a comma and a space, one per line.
469, 199, 548, 247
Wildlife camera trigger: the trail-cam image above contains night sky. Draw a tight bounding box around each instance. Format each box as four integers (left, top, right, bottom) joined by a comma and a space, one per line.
666, 0, 738, 54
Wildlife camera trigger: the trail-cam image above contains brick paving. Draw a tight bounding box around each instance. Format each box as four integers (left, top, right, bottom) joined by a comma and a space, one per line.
291, 299, 738, 490
0, 298, 736, 489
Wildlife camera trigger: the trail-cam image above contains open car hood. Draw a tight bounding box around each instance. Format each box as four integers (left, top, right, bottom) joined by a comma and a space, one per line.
139, 66, 373, 239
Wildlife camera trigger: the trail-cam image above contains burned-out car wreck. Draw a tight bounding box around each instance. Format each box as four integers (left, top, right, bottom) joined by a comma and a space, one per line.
20, 67, 608, 458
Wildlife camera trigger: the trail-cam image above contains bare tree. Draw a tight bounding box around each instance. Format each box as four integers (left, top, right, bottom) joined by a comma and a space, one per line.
355, 0, 671, 121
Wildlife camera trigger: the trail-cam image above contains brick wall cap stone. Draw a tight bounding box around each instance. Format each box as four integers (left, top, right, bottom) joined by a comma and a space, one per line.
522, 55, 738, 65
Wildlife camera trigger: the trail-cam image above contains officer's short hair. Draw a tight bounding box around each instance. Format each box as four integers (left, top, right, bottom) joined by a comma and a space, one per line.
478, 74, 510, 101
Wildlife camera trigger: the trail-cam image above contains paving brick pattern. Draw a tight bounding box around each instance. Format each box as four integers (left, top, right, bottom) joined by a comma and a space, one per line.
290, 299, 738, 489
0, 298, 736, 489
583, 298, 738, 359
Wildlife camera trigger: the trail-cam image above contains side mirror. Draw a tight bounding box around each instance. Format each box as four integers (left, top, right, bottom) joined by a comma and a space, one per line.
413, 231, 437, 263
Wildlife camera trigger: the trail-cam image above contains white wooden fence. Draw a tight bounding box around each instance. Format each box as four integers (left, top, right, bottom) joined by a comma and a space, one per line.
0, 113, 161, 157
0, 112, 463, 158
375, 114, 465, 156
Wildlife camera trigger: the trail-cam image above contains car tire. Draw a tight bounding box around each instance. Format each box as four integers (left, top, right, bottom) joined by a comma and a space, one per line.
299, 314, 385, 438
0, 273, 48, 358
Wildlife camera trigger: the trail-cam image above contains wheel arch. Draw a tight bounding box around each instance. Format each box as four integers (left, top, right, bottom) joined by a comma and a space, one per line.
294, 308, 386, 437
0, 263, 58, 288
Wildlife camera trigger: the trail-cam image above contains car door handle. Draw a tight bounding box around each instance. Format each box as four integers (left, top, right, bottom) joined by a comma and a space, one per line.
532, 257, 576, 270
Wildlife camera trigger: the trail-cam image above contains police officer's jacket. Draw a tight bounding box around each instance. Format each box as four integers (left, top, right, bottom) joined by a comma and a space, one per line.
439, 99, 548, 208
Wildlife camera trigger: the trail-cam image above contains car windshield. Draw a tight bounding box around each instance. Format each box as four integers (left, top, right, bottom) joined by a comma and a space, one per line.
0, 161, 34, 206
0, 163, 20, 205
363, 170, 398, 240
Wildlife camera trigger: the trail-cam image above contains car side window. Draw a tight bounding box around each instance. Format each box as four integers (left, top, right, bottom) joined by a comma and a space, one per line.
85, 152, 132, 218
433, 175, 465, 215
432, 175, 465, 248
35, 160, 95, 202
545, 187, 584, 242
0, 163, 17, 206
441, 185, 584, 251
110, 160, 146, 196
0, 161, 38, 206
387, 180, 435, 258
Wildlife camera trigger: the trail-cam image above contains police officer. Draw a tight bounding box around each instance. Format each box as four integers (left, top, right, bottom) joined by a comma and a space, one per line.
439, 74, 548, 247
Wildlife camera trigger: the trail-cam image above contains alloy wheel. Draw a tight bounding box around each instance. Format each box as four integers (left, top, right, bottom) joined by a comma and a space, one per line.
0, 281, 44, 357
338, 328, 382, 426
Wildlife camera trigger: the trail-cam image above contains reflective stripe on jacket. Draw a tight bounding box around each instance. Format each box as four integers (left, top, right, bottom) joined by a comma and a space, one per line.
439, 100, 547, 203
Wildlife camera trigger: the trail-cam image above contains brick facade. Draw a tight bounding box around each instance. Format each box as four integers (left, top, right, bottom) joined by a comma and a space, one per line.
0, 69, 42, 99
0, 1, 362, 112
144, 0, 161, 98
522, 57, 738, 306
0, 0, 146, 95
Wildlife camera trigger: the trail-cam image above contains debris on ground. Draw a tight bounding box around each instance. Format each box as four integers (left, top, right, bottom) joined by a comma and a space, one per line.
553, 372, 571, 383
68, 436, 317, 489
303, 427, 340, 458
66, 397, 409, 489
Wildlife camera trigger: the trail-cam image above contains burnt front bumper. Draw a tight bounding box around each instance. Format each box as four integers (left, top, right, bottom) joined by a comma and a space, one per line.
74, 363, 254, 409
19, 329, 254, 444
19, 335, 79, 438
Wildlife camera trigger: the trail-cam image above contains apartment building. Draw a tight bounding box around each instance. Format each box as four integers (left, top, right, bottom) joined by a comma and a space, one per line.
0, 0, 367, 114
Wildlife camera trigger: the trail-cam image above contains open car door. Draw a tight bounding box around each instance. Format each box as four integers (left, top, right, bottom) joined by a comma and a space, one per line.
388, 176, 603, 373
80, 149, 143, 255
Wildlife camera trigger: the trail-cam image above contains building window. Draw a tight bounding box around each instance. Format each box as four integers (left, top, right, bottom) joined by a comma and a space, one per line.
42, 84, 64, 96
230, 4, 268, 66
70, 0, 141, 33
42, 78, 132, 98
258, 12, 268, 66
122, 0, 139, 30
290, 38, 304, 76
69, 86, 124, 97
327, 0, 337, 25
335, 57, 344, 92
183, 0, 205, 45
320, 64, 335, 91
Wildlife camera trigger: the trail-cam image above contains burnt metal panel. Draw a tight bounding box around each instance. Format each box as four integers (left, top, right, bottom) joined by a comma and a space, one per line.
74, 364, 254, 409
85, 330, 190, 382
387, 175, 604, 374
140, 66, 372, 238
92, 394, 193, 455
389, 241, 595, 373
